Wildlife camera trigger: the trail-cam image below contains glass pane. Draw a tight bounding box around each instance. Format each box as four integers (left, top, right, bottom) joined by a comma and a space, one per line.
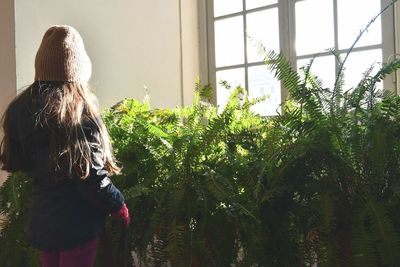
214, 0, 243, 17
297, 55, 336, 88
248, 65, 281, 116
246, 0, 277, 10
338, 0, 381, 49
215, 16, 245, 67
246, 8, 280, 63
295, 0, 334, 56
340, 49, 382, 89
216, 68, 245, 110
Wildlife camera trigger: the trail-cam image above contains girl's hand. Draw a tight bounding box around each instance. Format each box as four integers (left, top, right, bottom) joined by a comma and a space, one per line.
112, 203, 130, 227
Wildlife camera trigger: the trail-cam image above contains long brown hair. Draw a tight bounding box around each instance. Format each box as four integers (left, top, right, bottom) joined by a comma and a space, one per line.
0, 81, 120, 180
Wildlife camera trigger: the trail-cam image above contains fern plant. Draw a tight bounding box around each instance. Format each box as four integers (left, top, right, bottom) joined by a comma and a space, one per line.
100, 84, 272, 266
1, 68, 400, 266
0, 172, 40, 267
257, 35, 400, 266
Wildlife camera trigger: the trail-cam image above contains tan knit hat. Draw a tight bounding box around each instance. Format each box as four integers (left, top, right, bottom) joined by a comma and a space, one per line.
34, 25, 92, 83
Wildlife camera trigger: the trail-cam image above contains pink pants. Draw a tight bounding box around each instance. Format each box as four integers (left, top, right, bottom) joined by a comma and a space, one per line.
41, 238, 98, 267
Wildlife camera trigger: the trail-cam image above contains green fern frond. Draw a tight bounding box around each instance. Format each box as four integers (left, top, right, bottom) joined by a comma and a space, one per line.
366, 199, 400, 266
258, 47, 302, 100
373, 58, 400, 84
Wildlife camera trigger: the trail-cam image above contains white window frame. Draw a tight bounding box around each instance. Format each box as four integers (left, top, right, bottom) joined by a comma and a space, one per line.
201, 0, 398, 108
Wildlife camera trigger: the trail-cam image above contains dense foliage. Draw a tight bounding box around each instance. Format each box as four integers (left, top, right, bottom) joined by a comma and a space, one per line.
1, 3, 400, 265
0, 172, 40, 267
97, 49, 400, 266
99, 85, 273, 266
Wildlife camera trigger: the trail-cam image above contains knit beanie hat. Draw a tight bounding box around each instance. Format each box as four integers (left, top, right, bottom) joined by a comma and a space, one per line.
34, 25, 92, 83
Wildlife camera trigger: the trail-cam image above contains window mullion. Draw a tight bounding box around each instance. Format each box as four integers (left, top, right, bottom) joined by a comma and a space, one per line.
333, 0, 339, 80
280, 0, 294, 103
287, 0, 296, 67
381, 0, 396, 92
243, 0, 249, 92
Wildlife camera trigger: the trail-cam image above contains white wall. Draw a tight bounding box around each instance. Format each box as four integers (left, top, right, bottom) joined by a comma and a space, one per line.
181, 0, 201, 106
0, 0, 200, 184
0, 0, 17, 183
14, 0, 200, 109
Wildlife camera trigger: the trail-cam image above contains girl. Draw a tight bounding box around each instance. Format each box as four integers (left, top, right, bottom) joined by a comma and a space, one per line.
0, 25, 130, 267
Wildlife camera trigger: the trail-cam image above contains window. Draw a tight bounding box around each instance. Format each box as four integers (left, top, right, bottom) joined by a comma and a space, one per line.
205, 0, 397, 115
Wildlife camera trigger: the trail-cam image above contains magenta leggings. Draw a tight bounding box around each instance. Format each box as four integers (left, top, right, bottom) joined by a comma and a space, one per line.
41, 238, 98, 267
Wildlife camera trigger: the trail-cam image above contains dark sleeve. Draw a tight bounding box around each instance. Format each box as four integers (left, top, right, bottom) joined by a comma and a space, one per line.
1, 97, 35, 172
76, 124, 125, 214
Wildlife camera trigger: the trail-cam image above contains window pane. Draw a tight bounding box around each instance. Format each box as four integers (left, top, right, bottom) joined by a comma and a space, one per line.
246, 0, 277, 10
214, 0, 243, 17
338, 0, 381, 49
215, 16, 245, 67
216, 68, 245, 110
247, 8, 280, 63
295, 0, 334, 56
297, 55, 336, 88
248, 65, 281, 116
340, 49, 382, 89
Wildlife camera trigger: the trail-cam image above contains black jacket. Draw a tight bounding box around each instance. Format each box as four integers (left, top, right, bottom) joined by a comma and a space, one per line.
4, 87, 124, 251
